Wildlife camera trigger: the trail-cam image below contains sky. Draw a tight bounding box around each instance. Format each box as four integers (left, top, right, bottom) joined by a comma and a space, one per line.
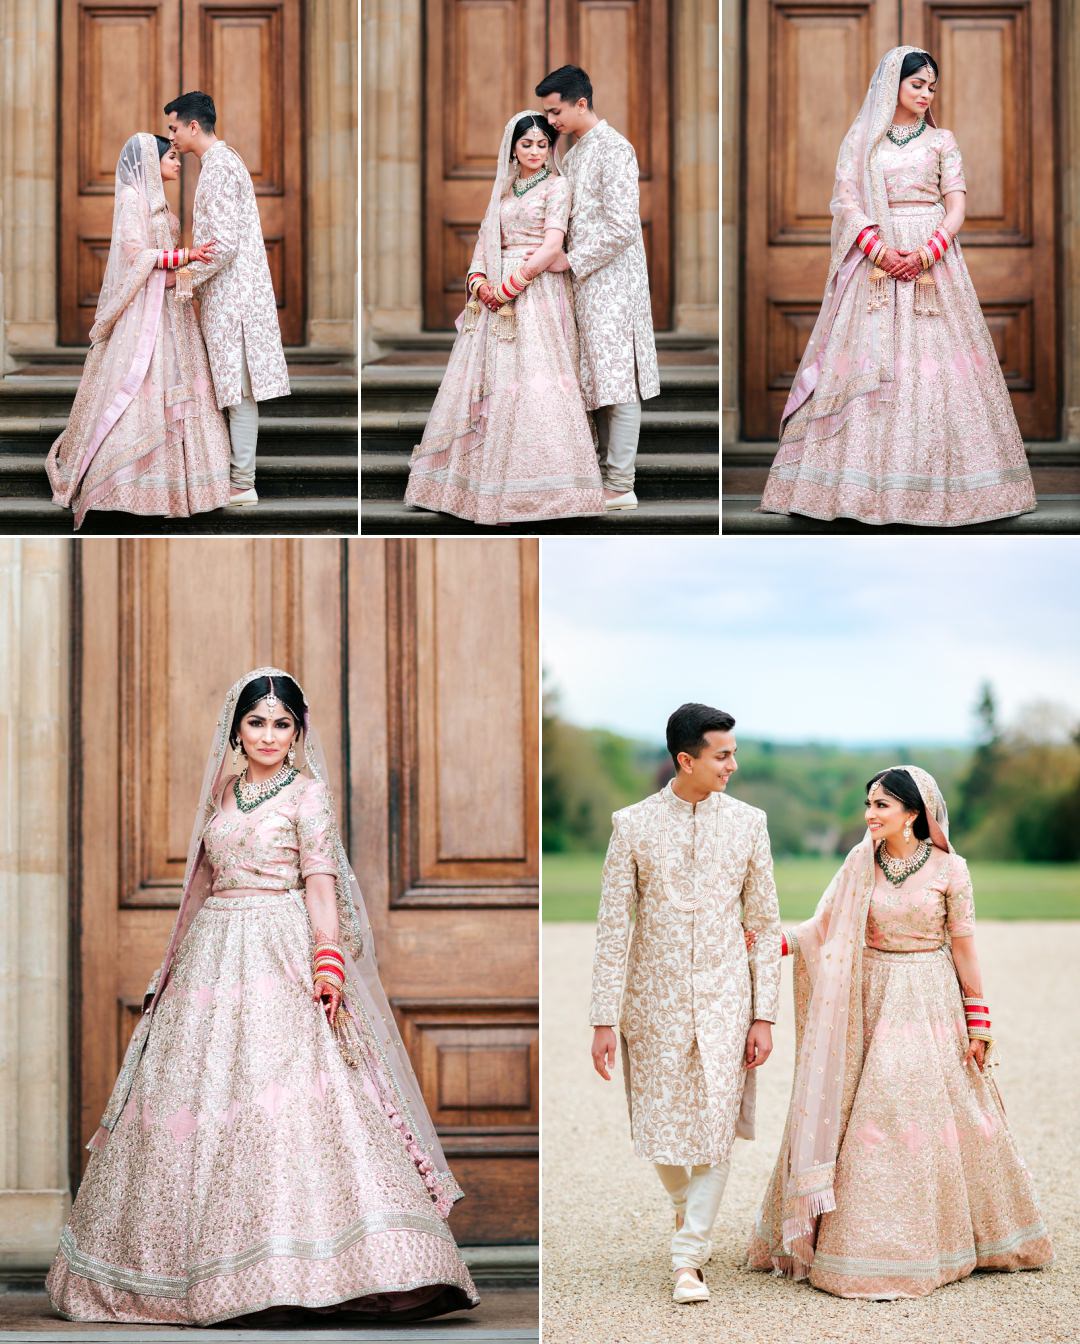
541, 537, 1080, 747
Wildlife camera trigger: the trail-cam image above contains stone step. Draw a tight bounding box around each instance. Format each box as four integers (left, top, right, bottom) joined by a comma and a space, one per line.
361, 363, 718, 414
0, 453, 357, 500
362, 409, 718, 455
360, 498, 718, 535
0, 375, 358, 421
723, 439, 1080, 468
0, 495, 357, 535
722, 494, 1080, 534
361, 450, 716, 502
0, 416, 358, 456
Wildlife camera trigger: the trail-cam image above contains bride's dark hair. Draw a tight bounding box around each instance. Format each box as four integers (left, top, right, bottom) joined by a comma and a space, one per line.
154, 135, 172, 158
899, 51, 938, 82
509, 115, 557, 161
865, 768, 931, 840
229, 674, 306, 747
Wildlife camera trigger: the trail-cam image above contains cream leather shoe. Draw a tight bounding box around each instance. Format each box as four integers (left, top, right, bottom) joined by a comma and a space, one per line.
227, 487, 259, 507
672, 1268, 709, 1304
604, 489, 638, 511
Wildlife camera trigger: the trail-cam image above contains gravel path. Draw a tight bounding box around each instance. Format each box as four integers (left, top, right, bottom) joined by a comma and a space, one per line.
541, 921, 1078, 1344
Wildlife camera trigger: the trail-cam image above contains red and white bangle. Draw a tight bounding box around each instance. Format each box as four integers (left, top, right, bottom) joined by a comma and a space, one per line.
313, 940, 345, 989
467, 271, 487, 298
963, 995, 992, 1040
157, 248, 189, 270
924, 228, 951, 265
495, 268, 530, 304
855, 225, 883, 260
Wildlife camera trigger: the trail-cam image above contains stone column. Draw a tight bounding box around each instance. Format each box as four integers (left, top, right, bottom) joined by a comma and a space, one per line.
721, 0, 739, 438
361, 0, 423, 357
0, 540, 70, 1273
1062, 16, 1080, 441
0, 0, 58, 358
673, 0, 719, 336
307, 0, 358, 352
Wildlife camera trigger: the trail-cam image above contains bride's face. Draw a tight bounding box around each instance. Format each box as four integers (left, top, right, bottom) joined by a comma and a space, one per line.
159, 146, 181, 182
896, 65, 936, 120
236, 698, 298, 775
865, 783, 918, 844
514, 130, 550, 174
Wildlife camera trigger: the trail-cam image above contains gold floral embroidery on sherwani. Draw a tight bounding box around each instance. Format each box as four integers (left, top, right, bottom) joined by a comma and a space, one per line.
182, 141, 290, 409
558, 120, 660, 410
590, 784, 781, 1165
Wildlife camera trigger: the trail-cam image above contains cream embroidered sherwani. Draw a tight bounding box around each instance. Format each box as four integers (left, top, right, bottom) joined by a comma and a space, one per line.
184, 141, 290, 409
590, 784, 782, 1166
558, 120, 660, 409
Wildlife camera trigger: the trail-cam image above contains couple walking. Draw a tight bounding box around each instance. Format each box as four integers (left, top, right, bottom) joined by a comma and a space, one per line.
591, 703, 1052, 1303
405, 65, 659, 525
46, 92, 289, 527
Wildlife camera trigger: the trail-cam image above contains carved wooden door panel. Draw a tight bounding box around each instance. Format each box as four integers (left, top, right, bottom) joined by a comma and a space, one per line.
422, 0, 671, 330
74, 539, 538, 1246
740, 0, 1057, 440
59, 0, 303, 345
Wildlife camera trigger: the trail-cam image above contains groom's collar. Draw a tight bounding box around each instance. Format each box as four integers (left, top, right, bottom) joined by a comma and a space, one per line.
662, 779, 722, 814
572, 118, 607, 148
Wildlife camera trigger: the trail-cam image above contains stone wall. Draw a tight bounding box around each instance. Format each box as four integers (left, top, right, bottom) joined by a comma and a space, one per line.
0, 540, 70, 1274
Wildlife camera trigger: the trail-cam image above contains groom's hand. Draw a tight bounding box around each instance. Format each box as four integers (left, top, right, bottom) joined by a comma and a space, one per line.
745, 1020, 773, 1069
591, 1026, 617, 1081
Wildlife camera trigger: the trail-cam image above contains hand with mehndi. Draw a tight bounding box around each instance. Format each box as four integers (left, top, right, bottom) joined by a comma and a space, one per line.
312, 977, 341, 1028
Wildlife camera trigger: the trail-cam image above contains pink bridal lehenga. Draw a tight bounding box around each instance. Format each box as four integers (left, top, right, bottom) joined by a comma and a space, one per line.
747, 765, 1052, 1299
46, 669, 478, 1326
404, 110, 604, 525
759, 47, 1036, 526
45, 134, 231, 528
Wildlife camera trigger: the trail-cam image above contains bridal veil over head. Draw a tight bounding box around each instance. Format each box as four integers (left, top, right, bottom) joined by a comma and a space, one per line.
91, 668, 463, 1217
779, 46, 934, 450
776, 764, 950, 1272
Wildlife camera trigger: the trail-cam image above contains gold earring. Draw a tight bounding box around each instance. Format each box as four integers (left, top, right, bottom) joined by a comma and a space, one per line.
287, 743, 296, 767
232, 742, 243, 770
903, 820, 913, 842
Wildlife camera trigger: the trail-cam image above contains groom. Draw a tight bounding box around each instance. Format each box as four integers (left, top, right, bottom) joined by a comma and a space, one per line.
165, 91, 290, 506
536, 65, 660, 511
590, 703, 781, 1303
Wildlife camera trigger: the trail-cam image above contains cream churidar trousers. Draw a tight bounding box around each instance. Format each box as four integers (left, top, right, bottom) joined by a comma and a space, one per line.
654, 1160, 731, 1272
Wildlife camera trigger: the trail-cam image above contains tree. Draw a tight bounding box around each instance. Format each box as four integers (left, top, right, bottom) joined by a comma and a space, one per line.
954, 682, 1001, 838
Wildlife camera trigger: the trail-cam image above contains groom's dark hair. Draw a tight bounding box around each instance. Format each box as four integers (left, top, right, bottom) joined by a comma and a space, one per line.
666, 703, 736, 770
536, 65, 593, 109
164, 91, 216, 133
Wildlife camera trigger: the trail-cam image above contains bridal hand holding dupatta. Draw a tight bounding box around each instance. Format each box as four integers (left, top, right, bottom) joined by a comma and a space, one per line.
45, 134, 231, 528
748, 766, 1053, 1299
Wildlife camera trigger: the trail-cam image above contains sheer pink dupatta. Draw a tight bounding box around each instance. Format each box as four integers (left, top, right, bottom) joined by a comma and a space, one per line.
763, 766, 952, 1275
776, 46, 937, 459
45, 133, 171, 526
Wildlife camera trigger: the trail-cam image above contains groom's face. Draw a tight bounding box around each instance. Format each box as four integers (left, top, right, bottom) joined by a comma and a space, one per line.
680, 730, 738, 794
167, 116, 199, 154
542, 94, 588, 135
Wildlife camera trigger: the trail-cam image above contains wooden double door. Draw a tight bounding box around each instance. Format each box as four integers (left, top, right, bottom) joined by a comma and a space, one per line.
741, 0, 1058, 439
72, 539, 539, 1246
59, 0, 303, 345
423, 0, 671, 329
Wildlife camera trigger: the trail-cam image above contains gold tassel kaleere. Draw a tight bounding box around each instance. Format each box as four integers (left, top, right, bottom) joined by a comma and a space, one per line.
462, 297, 481, 334
868, 265, 889, 312
914, 270, 939, 317
494, 299, 516, 342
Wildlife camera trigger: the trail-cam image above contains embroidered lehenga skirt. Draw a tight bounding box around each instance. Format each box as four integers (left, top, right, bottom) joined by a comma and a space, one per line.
404, 248, 605, 525
47, 891, 478, 1325
747, 946, 1052, 1298
760, 203, 1037, 527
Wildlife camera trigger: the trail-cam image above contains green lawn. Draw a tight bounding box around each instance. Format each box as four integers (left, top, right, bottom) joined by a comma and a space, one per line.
542, 852, 1080, 922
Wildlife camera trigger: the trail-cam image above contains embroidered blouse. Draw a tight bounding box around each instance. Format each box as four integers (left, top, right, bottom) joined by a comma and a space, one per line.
864, 849, 975, 952
879, 127, 966, 207
499, 175, 571, 251
203, 774, 339, 893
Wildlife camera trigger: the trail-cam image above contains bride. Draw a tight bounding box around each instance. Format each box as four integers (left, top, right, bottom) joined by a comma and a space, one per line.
747, 766, 1052, 1298
759, 47, 1036, 527
46, 670, 478, 1325
46, 134, 232, 528
404, 111, 605, 525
